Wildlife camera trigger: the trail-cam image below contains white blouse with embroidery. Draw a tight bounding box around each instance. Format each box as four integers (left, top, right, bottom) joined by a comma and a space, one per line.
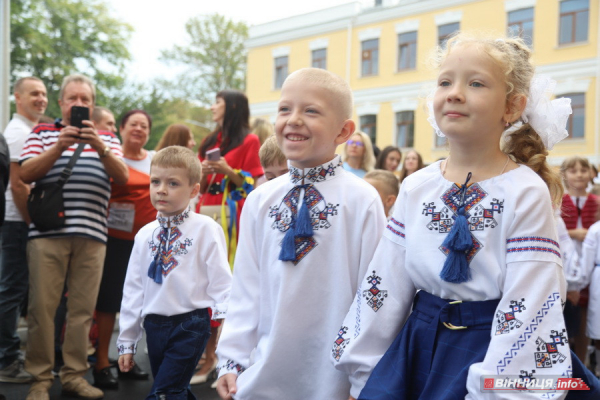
117, 209, 232, 355
333, 161, 570, 399
215, 155, 387, 400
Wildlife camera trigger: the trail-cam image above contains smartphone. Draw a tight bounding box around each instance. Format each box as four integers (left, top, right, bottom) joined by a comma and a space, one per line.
206, 148, 221, 161
70, 106, 89, 129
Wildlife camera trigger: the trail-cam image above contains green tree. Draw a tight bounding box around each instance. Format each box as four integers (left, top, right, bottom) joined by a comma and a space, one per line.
10, 0, 133, 118
106, 80, 213, 151
160, 13, 248, 104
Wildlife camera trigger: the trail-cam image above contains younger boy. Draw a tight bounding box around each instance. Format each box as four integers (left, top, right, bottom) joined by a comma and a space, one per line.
364, 169, 400, 218
259, 135, 288, 181
117, 146, 232, 399
216, 68, 387, 400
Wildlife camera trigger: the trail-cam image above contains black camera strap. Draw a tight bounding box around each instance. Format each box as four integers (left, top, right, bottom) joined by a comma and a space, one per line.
57, 143, 86, 187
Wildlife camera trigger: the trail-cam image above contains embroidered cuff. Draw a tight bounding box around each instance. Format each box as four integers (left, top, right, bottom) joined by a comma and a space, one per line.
211, 304, 227, 320
117, 343, 137, 356
217, 359, 246, 378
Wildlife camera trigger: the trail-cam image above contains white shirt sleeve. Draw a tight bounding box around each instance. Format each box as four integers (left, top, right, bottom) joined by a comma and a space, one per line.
216, 194, 261, 377
333, 187, 417, 399
116, 231, 146, 355
557, 216, 586, 292
465, 186, 569, 400
203, 220, 232, 319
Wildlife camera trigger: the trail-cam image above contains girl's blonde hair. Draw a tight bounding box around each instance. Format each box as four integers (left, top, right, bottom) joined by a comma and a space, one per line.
252, 118, 275, 145
432, 32, 563, 206
342, 131, 375, 173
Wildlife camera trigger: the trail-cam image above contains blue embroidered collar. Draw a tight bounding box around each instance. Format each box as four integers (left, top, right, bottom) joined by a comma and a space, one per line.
157, 209, 190, 229
288, 155, 343, 185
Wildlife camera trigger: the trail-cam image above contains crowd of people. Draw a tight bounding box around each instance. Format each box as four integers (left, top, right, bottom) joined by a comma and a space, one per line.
0, 30, 600, 400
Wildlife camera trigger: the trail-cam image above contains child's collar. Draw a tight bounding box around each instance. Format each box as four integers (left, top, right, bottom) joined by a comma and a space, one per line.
157, 208, 190, 228
288, 155, 343, 185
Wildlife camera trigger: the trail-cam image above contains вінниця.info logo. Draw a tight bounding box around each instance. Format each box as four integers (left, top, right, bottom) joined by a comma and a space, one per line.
482, 375, 590, 392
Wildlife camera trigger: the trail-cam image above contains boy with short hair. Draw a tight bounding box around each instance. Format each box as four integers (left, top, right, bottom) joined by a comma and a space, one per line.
259, 135, 288, 181
216, 68, 387, 400
117, 146, 232, 399
364, 169, 400, 218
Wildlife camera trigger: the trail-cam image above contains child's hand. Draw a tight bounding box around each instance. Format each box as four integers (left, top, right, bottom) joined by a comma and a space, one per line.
118, 354, 134, 373
567, 290, 581, 305
569, 228, 588, 241
349, 396, 356, 400
216, 373, 238, 400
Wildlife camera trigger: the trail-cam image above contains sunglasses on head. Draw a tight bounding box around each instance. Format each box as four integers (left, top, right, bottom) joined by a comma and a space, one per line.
347, 140, 364, 147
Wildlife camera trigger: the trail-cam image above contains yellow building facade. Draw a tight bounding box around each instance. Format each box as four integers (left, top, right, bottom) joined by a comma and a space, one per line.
246, 0, 599, 165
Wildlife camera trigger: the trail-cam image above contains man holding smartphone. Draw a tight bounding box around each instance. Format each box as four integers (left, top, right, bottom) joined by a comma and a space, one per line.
18, 74, 128, 400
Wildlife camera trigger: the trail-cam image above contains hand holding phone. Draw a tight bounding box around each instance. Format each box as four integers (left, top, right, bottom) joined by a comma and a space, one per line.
206, 148, 221, 161
70, 106, 89, 129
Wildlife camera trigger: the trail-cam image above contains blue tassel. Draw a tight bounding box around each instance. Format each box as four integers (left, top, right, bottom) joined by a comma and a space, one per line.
443, 207, 472, 251
295, 202, 313, 237
440, 172, 474, 284
148, 258, 163, 284
154, 265, 163, 284
279, 228, 297, 261
440, 250, 471, 283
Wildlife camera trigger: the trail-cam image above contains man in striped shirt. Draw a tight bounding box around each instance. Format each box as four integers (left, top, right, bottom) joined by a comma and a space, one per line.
18, 74, 128, 400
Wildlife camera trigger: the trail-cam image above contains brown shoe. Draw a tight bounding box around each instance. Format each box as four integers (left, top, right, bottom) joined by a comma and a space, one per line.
26, 380, 51, 400
62, 377, 104, 399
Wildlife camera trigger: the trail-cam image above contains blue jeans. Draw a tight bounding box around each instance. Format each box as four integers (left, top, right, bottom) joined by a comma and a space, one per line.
0, 221, 29, 368
143, 309, 210, 400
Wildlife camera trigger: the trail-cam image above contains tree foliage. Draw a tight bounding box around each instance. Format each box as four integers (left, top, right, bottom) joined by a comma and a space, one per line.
161, 13, 248, 104
10, 0, 133, 118
106, 81, 213, 151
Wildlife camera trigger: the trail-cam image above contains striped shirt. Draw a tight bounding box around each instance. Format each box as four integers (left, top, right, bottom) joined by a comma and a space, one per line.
19, 122, 123, 243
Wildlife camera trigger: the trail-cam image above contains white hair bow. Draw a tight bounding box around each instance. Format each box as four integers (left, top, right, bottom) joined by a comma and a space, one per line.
427, 75, 573, 150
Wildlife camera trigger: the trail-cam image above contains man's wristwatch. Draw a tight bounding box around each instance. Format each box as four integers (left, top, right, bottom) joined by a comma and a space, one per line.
99, 145, 111, 158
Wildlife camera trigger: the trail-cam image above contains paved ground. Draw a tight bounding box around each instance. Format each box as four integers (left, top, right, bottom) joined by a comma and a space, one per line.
0, 331, 220, 400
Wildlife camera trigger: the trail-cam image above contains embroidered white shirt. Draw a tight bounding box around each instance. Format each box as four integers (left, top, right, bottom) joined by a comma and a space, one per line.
117, 209, 232, 355
216, 155, 387, 400
334, 161, 570, 399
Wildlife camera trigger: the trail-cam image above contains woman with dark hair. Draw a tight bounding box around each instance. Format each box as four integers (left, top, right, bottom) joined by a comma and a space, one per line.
375, 146, 402, 173
193, 90, 262, 385
155, 123, 196, 151
93, 110, 154, 389
398, 149, 424, 183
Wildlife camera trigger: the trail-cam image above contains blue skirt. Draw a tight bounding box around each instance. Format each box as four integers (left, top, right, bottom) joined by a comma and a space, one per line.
359, 291, 600, 400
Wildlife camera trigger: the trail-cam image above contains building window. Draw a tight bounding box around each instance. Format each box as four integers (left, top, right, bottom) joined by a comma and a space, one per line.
396, 111, 414, 148
564, 93, 585, 138
274, 56, 288, 89
361, 39, 379, 76
559, 0, 589, 45
312, 48, 327, 69
397, 31, 417, 71
507, 7, 534, 47
438, 22, 459, 47
360, 115, 377, 144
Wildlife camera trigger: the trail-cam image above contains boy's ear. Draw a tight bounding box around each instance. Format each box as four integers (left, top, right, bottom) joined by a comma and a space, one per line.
190, 182, 200, 199
504, 94, 527, 124
385, 194, 397, 209
334, 119, 356, 146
